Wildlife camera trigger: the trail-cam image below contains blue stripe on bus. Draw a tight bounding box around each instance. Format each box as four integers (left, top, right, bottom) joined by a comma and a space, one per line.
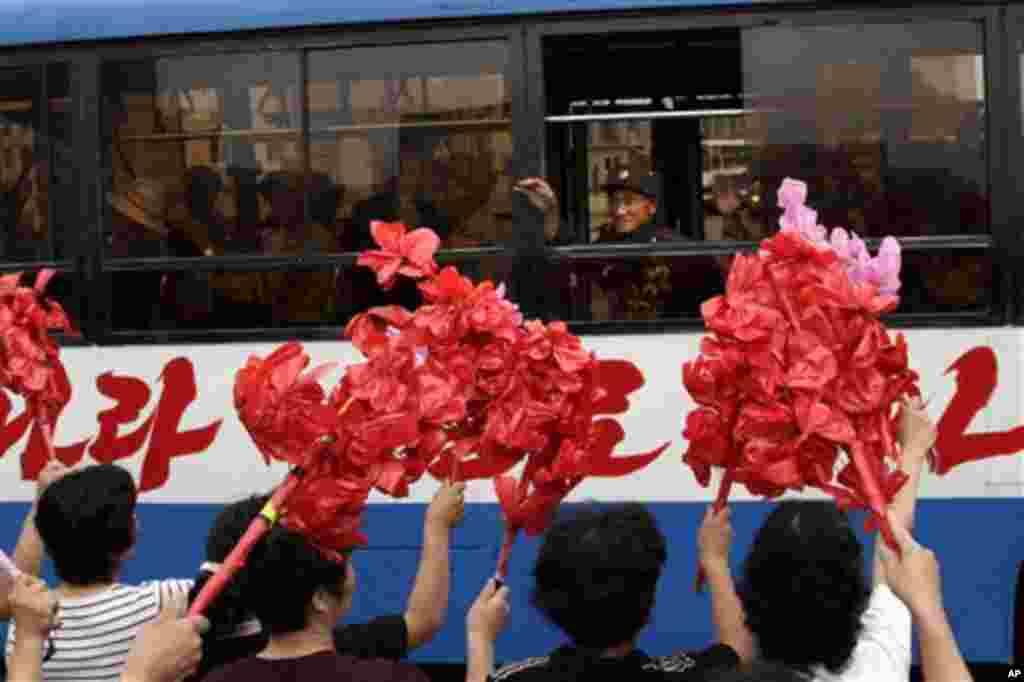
0, 0, 791, 47
0, 498, 1017, 663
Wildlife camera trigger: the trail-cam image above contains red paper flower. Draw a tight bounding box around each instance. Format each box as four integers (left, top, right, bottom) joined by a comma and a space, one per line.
681, 179, 919, 547
345, 223, 669, 571
281, 475, 372, 561
0, 270, 78, 431
234, 342, 339, 467
234, 222, 667, 575
357, 221, 440, 290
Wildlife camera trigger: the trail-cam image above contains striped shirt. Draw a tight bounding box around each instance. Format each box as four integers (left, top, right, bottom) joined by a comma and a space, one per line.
6, 579, 193, 682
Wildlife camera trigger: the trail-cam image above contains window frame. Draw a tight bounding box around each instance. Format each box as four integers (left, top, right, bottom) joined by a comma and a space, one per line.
1003, 4, 1024, 324
0, 3, 1014, 345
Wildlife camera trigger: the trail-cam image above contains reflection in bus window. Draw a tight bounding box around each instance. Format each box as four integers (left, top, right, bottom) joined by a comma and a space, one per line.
308, 41, 513, 254
0, 65, 70, 262
103, 55, 304, 260
105, 255, 510, 331
307, 41, 514, 315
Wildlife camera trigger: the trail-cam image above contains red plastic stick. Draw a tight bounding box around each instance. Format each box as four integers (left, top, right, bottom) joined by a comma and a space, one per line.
38, 419, 55, 463
847, 443, 899, 556
187, 470, 302, 617
495, 525, 518, 582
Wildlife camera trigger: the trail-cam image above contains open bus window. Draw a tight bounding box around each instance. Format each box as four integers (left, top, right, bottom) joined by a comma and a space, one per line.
0, 65, 70, 262
102, 55, 307, 261
540, 253, 725, 323
307, 41, 514, 251
542, 22, 993, 322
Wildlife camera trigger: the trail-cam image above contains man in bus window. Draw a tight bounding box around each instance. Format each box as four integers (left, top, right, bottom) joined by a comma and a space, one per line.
516, 160, 723, 321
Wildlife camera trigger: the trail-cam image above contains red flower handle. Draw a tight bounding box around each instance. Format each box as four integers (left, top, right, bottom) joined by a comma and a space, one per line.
188, 468, 304, 617
495, 525, 518, 582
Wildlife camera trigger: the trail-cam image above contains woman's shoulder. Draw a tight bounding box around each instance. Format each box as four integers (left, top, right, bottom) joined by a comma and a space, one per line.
334, 653, 430, 682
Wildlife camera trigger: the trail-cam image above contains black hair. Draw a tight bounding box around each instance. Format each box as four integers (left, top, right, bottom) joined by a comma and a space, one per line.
35, 464, 137, 585
530, 502, 666, 650
188, 494, 270, 635
245, 525, 349, 636
739, 501, 870, 674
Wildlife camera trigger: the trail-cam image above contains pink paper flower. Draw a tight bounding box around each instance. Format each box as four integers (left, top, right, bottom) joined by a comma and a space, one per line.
779, 179, 902, 295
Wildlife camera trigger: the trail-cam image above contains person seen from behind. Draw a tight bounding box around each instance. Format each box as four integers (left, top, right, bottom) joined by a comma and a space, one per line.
467, 503, 742, 682
700, 397, 937, 681
201, 524, 428, 682
188, 482, 465, 678
7, 572, 208, 682
5, 464, 193, 681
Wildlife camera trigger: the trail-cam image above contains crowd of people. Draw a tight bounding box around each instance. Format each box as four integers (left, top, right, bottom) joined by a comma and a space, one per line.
0, 397, 976, 682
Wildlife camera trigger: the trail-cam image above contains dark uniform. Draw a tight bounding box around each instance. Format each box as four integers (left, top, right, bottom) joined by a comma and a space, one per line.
588, 163, 722, 320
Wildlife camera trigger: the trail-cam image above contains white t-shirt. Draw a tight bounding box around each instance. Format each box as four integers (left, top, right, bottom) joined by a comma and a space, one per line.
813, 584, 913, 682
6, 579, 193, 681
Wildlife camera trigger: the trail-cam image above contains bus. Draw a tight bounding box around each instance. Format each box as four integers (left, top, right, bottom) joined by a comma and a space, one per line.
0, 0, 1019, 671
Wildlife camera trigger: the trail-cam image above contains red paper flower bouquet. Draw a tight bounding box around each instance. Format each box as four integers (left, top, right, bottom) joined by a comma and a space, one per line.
350, 222, 669, 577
682, 178, 919, 574
190, 221, 670, 616
0, 271, 77, 462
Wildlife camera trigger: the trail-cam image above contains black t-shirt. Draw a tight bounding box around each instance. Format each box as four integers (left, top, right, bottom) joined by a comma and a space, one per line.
491, 644, 739, 682
190, 614, 409, 681
204, 650, 428, 682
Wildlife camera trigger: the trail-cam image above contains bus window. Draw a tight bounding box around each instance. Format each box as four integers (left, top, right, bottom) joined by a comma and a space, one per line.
0, 65, 70, 262
102, 55, 305, 261
304, 41, 514, 318
543, 21, 993, 322
308, 41, 513, 254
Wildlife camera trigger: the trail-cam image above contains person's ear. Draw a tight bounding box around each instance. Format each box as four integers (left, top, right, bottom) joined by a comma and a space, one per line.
311, 588, 333, 614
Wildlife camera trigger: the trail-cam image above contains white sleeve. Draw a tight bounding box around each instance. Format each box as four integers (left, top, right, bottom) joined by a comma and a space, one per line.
829, 584, 912, 682
156, 578, 195, 613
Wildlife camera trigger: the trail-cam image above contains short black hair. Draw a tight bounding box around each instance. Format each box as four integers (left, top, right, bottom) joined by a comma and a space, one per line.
739, 501, 870, 674
35, 464, 137, 585
188, 494, 270, 634
531, 503, 667, 649
205, 494, 270, 564
245, 525, 349, 636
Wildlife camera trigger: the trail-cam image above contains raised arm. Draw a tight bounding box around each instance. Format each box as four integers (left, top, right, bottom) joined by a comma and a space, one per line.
875, 397, 936, 586
879, 516, 972, 682
404, 482, 465, 651
514, 178, 561, 244
14, 462, 71, 575
2, 462, 72, 620
698, 505, 756, 663
466, 578, 510, 682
